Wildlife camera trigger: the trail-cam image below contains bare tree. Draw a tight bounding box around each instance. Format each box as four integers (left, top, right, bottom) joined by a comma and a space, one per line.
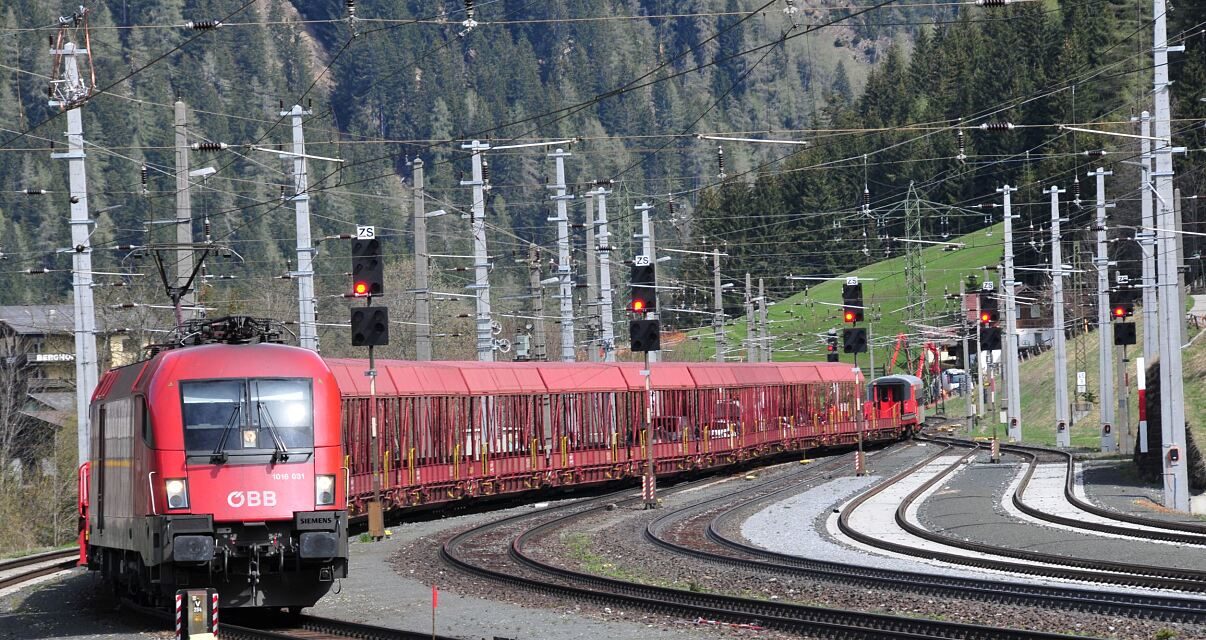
0, 334, 37, 488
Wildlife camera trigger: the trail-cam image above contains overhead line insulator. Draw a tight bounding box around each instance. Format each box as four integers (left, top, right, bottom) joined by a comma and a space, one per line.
975, 0, 1011, 5
191, 142, 228, 151
717, 145, 726, 179
140, 165, 148, 195
185, 20, 221, 30
346, 0, 359, 37
979, 121, 1015, 131
1084, 149, 1108, 158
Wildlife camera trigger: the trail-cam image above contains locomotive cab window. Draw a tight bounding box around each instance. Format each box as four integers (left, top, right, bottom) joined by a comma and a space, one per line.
182, 378, 313, 462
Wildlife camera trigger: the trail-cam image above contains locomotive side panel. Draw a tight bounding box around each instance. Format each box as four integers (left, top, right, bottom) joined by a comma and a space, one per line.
90, 396, 138, 551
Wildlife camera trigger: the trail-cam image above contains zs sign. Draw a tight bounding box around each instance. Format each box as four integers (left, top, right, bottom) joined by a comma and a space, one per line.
227, 490, 277, 508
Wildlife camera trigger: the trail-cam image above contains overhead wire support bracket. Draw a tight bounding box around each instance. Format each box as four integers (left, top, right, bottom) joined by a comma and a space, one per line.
1059, 125, 1169, 143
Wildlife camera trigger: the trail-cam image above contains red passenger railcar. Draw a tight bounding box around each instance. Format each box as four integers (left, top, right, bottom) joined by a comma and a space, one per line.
869, 374, 925, 432
80, 325, 348, 610
326, 360, 903, 514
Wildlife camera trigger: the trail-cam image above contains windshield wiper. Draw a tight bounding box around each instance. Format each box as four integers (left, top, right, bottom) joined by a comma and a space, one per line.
256, 401, 291, 463
210, 405, 242, 464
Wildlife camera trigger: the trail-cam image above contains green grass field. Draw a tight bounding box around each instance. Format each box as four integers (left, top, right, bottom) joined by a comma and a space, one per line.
665, 218, 1204, 452
669, 223, 1004, 368
952, 309, 1206, 450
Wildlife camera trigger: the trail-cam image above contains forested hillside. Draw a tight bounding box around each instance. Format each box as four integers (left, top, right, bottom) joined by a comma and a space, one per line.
0, 1, 1202, 351
683, 0, 1206, 313
0, 1, 944, 349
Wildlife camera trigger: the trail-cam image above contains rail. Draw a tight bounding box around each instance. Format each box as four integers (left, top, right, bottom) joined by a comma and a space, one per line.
637, 447, 1206, 622
441, 453, 1087, 639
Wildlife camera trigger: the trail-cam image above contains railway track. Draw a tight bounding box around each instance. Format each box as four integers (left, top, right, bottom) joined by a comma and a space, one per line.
640, 446, 1206, 623
838, 440, 1206, 593
218, 614, 461, 640
441, 447, 1092, 639
0, 548, 76, 591
934, 435, 1206, 544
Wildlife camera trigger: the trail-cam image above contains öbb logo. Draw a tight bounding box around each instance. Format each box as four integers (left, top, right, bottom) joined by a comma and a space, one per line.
226, 490, 277, 508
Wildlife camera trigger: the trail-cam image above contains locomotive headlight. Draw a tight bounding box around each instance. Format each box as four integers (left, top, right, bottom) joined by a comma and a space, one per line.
316, 474, 336, 506
165, 478, 189, 510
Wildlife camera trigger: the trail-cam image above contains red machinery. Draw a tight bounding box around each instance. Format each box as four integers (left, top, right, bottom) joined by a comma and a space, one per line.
80, 320, 348, 611
326, 360, 907, 514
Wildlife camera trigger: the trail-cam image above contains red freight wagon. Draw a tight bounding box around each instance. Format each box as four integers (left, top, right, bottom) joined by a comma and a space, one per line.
325, 360, 906, 514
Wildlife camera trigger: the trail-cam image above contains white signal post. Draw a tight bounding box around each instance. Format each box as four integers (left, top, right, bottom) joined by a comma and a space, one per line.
285, 104, 319, 352
1151, 0, 1190, 509
642, 353, 656, 509
49, 38, 100, 467
593, 184, 616, 362
461, 141, 494, 362
1090, 167, 1116, 452
1048, 186, 1071, 448
1137, 112, 1157, 454
547, 148, 576, 362
997, 185, 1022, 443
713, 248, 726, 363
174, 101, 195, 319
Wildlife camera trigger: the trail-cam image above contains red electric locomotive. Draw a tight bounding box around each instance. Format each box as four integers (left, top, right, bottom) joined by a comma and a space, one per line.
79, 318, 348, 610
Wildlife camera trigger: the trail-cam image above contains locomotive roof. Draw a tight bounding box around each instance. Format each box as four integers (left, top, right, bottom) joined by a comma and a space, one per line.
93, 343, 331, 402
871, 374, 923, 387
323, 360, 859, 397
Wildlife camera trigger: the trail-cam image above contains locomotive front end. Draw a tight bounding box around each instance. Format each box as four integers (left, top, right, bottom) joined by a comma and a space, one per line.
167, 372, 348, 608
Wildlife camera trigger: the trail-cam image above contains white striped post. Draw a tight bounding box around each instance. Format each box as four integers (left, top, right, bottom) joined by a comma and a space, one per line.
174, 592, 183, 640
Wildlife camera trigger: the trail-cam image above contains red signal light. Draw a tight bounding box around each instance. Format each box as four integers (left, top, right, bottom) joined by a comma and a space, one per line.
843, 310, 855, 323
980, 311, 991, 324
632, 299, 646, 313
1112, 306, 1126, 318
353, 281, 369, 296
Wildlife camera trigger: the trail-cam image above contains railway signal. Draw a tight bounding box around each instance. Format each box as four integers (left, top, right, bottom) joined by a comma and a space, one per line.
629, 319, 660, 352
351, 237, 384, 297
979, 292, 999, 323
630, 263, 656, 312
982, 326, 1002, 351
351, 307, 390, 346
842, 327, 867, 353
842, 281, 863, 323
826, 329, 839, 362
1111, 301, 1134, 319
